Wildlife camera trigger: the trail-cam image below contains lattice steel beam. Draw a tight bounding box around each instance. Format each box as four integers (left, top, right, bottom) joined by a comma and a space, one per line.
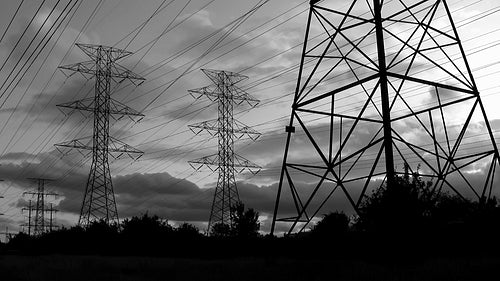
271, 0, 500, 235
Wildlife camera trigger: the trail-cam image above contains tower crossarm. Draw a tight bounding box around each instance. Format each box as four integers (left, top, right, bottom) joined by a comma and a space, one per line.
23, 191, 58, 197
188, 85, 260, 107
202, 68, 248, 84
188, 154, 219, 171
233, 154, 261, 174
54, 138, 92, 151
188, 153, 261, 174
188, 119, 261, 140
59, 61, 145, 82
76, 43, 133, 61
57, 97, 144, 118
55, 137, 143, 159
108, 137, 143, 160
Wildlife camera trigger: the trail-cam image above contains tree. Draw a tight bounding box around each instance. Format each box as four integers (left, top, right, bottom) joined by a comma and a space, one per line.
356, 165, 434, 233
354, 164, 500, 234
85, 219, 120, 236
175, 223, 202, 239
121, 213, 173, 238
209, 202, 261, 238
230, 202, 260, 238
210, 222, 231, 238
311, 211, 349, 237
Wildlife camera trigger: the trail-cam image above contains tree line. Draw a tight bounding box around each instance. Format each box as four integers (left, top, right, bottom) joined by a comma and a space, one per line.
2, 168, 500, 259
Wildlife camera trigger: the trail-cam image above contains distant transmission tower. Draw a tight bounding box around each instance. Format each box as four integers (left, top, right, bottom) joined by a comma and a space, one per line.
48, 203, 59, 232
23, 178, 57, 236
188, 69, 261, 231
0, 179, 4, 218
21, 200, 33, 235
55, 43, 145, 227
0, 226, 13, 243
271, 0, 500, 234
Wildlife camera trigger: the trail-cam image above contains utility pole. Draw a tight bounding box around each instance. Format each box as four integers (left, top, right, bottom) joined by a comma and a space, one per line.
188, 69, 261, 232
271, 0, 500, 235
55, 43, 145, 227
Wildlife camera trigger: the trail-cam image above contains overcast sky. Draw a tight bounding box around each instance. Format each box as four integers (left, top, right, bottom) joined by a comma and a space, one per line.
0, 0, 499, 236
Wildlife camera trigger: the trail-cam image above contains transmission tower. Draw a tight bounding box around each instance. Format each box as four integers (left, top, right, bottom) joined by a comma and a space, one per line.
48, 203, 59, 232
22, 178, 58, 236
55, 43, 145, 227
188, 69, 261, 231
21, 200, 33, 235
0, 226, 13, 243
0, 179, 4, 218
271, 0, 500, 234
0, 193, 3, 216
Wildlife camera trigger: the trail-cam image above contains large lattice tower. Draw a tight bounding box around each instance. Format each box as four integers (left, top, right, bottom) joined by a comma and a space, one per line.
188, 69, 261, 231
271, 0, 500, 234
55, 43, 145, 227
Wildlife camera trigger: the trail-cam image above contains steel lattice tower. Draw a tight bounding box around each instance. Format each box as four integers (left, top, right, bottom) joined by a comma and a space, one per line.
188, 69, 261, 231
55, 43, 145, 227
21, 200, 33, 235
23, 178, 57, 236
271, 0, 500, 234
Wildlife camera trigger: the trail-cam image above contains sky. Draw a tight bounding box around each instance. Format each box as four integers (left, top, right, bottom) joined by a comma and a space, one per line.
0, 0, 499, 237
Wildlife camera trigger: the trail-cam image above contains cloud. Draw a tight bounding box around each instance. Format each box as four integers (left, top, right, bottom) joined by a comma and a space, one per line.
0, 215, 19, 240
114, 172, 211, 221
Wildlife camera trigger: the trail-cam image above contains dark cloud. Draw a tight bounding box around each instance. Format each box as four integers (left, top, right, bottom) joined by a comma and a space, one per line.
0, 149, 88, 215
116, 172, 200, 197
0, 215, 19, 240
115, 172, 212, 221
112, 171, 356, 232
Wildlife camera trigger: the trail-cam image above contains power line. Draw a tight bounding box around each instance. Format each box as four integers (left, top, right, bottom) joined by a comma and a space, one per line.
0, 0, 26, 44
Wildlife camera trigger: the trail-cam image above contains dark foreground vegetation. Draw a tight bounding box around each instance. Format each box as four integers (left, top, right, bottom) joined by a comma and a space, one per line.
2, 170, 500, 280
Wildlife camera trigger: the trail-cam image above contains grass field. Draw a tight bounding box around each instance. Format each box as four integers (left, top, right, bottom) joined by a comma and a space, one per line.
1, 255, 499, 281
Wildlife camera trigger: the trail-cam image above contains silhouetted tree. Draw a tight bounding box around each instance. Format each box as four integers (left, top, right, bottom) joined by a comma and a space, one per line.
121, 213, 173, 238
85, 219, 120, 236
356, 165, 434, 233
175, 223, 202, 239
6, 231, 32, 250
311, 211, 349, 237
432, 193, 473, 225
210, 222, 231, 238
354, 163, 500, 236
230, 202, 260, 238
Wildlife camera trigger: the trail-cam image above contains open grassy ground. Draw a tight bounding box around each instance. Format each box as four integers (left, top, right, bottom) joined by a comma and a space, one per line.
0, 255, 499, 281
